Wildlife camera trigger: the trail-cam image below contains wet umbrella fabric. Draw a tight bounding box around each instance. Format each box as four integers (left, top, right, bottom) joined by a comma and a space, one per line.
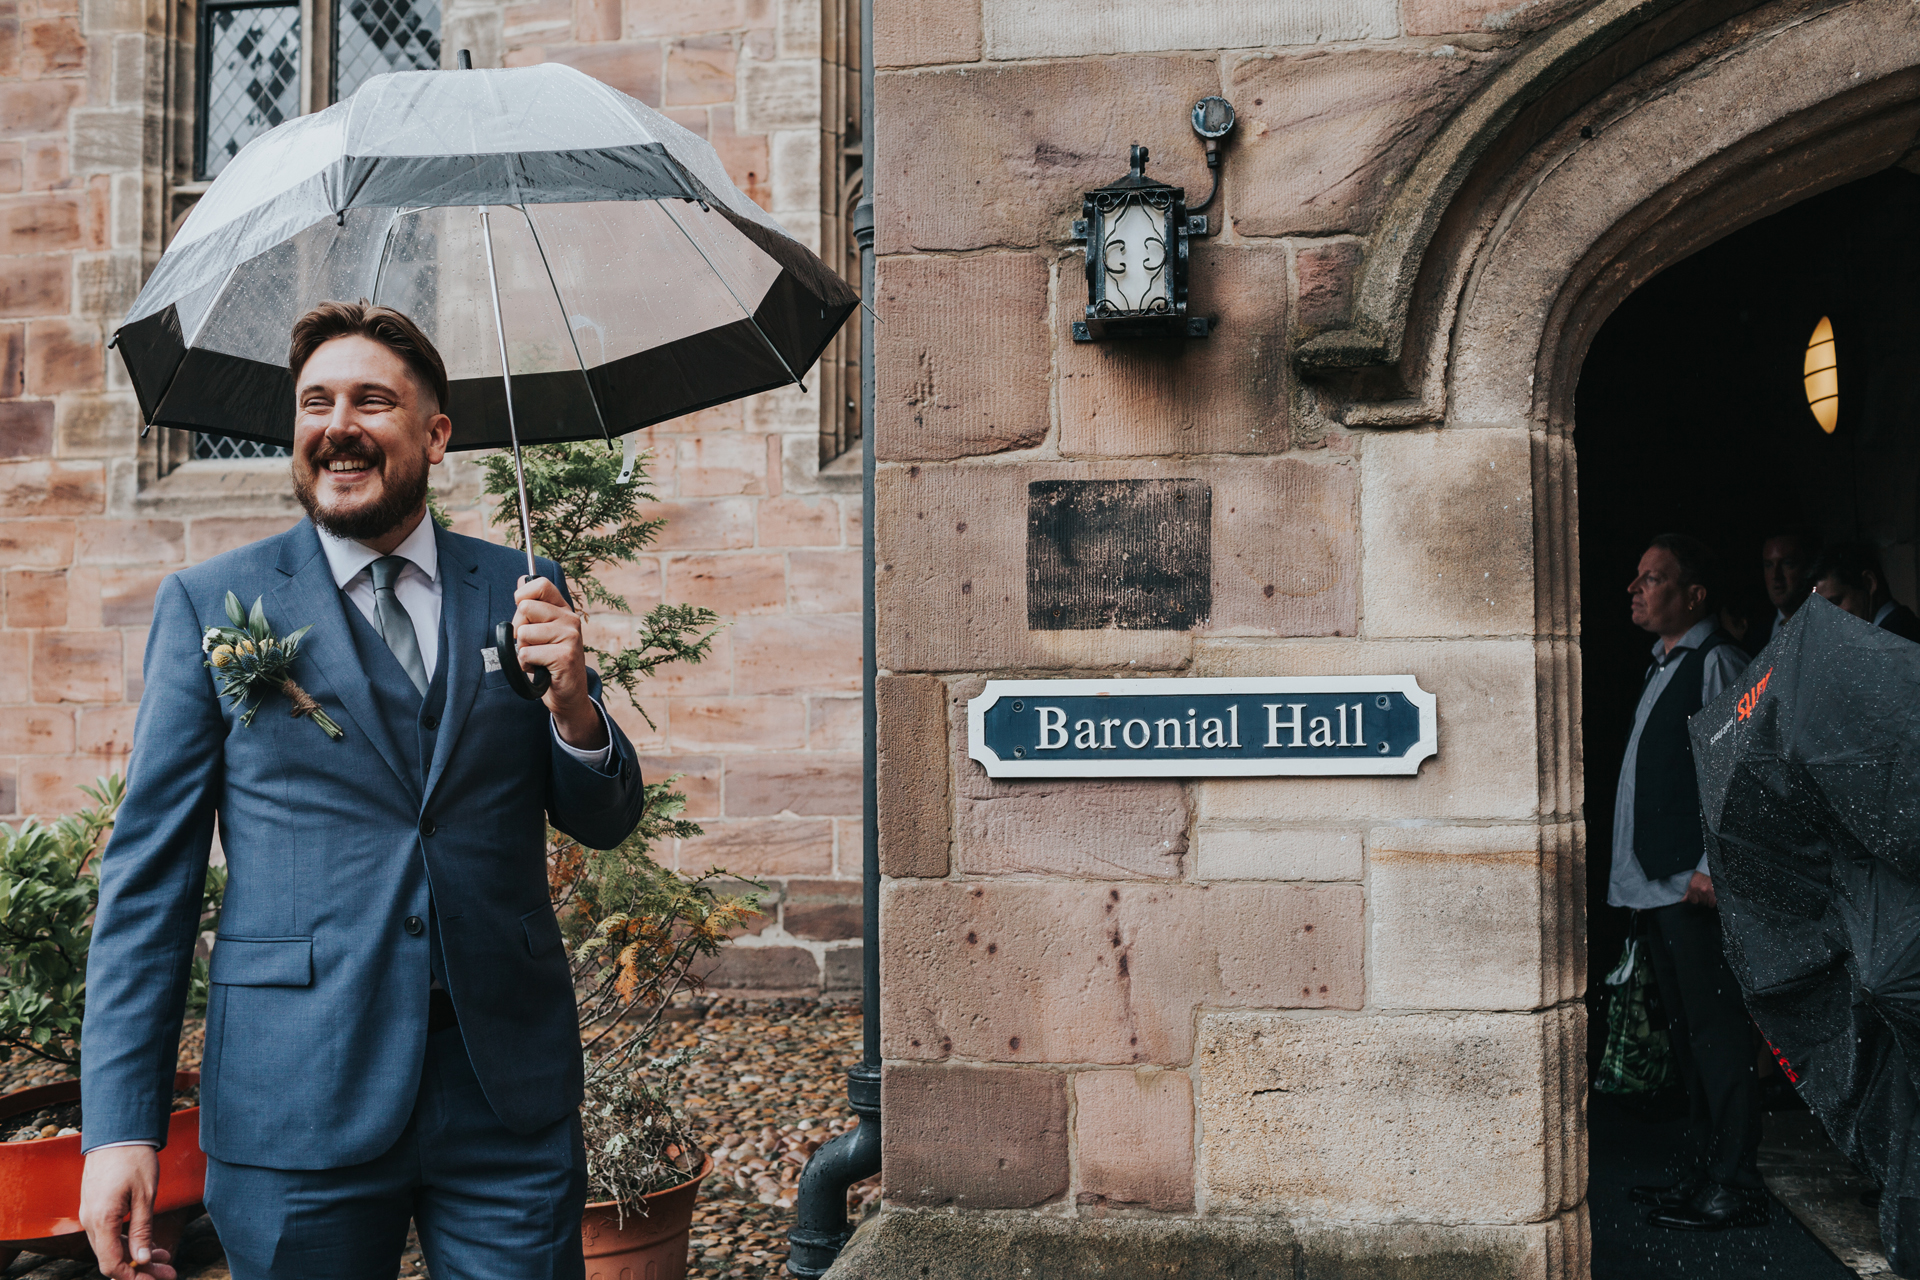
113, 62, 858, 452
1690, 594, 1920, 1268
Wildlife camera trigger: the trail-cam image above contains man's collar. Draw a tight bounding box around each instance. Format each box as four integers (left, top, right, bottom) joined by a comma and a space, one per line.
1651, 617, 1718, 664
314, 512, 440, 589
1875, 600, 1897, 626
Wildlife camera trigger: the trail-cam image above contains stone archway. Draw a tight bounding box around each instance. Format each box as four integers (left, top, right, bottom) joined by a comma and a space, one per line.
1441, 0, 1920, 893
1301, 3, 1920, 1273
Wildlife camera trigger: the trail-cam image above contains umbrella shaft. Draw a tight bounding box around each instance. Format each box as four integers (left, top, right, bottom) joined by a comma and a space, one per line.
479, 207, 539, 582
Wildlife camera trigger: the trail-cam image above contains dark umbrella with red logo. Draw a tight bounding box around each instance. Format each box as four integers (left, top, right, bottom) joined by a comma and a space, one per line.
1690, 593, 1920, 1268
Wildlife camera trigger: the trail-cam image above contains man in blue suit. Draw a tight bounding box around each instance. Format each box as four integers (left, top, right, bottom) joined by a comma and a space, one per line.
77, 302, 646, 1280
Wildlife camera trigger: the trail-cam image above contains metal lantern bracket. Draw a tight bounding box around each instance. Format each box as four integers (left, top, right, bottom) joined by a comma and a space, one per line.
1071, 97, 1235, 345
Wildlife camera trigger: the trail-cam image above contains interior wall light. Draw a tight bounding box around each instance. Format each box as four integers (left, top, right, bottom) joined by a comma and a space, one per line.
1071, 97, 1236, 343
1804, 315, 1838, 434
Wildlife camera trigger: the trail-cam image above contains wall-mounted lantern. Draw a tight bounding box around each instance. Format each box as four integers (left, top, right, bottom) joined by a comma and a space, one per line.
1071, 98, 1236, 344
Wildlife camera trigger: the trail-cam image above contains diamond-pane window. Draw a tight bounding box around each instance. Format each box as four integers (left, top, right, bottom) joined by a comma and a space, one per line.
192, 435, 291, 461
334, 0, 442, 102
198, 2, 300, 181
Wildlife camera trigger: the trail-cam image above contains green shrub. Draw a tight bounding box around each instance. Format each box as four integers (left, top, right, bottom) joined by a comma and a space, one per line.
482, 440, 721, 722
0, 776, 225, 1074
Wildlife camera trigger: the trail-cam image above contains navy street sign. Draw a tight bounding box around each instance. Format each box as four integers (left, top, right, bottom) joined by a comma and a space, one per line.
968, 677, 1438, 778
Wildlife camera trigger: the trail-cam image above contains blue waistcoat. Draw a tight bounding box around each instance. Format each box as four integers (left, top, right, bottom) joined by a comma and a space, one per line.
341, 599, 452, 985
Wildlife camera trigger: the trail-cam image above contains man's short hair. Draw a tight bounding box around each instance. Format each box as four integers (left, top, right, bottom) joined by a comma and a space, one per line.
1810, 541, 1886, 593
289, 300, 450, 413
1648, 532, 1721, 606
1760, 528, 1821, 555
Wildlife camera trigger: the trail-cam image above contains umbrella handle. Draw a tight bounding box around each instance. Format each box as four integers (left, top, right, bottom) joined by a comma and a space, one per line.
495, 620, 552, 701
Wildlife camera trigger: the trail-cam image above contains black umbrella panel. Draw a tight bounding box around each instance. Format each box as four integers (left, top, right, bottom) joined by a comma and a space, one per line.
1691, 595, 1920, 1269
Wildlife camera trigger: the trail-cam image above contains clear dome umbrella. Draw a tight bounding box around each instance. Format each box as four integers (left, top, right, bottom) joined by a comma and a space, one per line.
114, 57, 858, 698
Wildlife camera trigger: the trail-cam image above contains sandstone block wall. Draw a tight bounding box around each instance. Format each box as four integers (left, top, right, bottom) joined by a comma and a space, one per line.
0, 0, 866, 994
870, 0, 1588, 1263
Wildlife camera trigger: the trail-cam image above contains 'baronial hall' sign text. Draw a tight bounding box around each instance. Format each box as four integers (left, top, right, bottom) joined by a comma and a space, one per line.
968, 677, 1438, 778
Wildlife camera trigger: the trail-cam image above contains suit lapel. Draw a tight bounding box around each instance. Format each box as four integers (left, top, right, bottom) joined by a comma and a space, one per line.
424, 524, 489, 804
270, 521, 413, 795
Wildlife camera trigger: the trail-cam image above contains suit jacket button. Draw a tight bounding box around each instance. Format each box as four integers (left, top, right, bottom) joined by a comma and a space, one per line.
404, 915, 425, 936
420, 817, 436, 836
422, 715, 438, 731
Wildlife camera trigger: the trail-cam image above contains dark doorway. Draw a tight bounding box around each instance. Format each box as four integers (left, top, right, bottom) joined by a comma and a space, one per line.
1578, 165, 1920, 1009
1575, 166, 1920, 1276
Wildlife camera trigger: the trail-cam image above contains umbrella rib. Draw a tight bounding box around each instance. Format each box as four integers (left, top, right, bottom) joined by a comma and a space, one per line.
479, 206, 540, 582
658, 199, 806, 394
368, 207, 405, 305
516, 203, 614, 447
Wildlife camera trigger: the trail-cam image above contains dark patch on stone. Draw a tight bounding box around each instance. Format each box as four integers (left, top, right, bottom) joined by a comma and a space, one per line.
1026, 479, 1211, 630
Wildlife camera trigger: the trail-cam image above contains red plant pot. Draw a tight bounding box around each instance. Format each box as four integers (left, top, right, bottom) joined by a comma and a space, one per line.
581, 1153, 712, 1280
0, 1071, 206, 1267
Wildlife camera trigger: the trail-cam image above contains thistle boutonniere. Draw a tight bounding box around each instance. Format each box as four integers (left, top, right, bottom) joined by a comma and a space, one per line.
202, 592, 344, 741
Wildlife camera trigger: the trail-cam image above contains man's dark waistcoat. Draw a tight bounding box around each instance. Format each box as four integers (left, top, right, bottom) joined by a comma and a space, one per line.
1633, 632, 1730, 881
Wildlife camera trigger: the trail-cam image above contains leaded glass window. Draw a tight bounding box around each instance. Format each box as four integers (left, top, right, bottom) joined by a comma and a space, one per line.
197, 1, 301, 181
192, 435, 290, 461
334, 0, 442, 102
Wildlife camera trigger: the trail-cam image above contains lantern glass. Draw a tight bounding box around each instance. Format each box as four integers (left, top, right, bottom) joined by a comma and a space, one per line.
1100, 196, 1171, 313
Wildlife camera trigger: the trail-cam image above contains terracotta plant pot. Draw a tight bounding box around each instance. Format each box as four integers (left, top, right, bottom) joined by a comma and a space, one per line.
0, 1071, 206, 1270
581, 1153, 713, 1280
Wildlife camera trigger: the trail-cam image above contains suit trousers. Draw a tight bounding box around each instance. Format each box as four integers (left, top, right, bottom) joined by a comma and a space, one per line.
1643, 902, 1763, 1188
204, 1021, 587, 1280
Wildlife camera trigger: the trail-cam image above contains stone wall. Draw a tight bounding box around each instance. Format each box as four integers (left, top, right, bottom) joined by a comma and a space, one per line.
867, 0, 1590, 1268
0, 0, 865, 993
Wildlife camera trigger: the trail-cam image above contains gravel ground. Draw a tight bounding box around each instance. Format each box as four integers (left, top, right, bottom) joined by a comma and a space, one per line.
1, 998, 876, 1280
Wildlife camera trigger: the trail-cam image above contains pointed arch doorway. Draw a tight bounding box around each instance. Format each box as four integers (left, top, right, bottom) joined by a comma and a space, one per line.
1298, 2, 1920, 1274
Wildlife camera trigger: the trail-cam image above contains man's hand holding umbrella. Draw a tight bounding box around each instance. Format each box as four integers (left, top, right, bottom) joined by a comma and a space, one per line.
513, 575, 606, 752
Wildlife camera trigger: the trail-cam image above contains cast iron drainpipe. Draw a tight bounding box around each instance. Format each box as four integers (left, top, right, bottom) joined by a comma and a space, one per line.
785, 3, 880, 1263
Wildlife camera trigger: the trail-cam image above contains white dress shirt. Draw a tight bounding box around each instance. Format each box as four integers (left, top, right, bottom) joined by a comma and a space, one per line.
315, 517, 613, 770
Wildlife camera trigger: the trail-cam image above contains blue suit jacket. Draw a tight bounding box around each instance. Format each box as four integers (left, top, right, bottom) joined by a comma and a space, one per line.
81, 519, 646, 1169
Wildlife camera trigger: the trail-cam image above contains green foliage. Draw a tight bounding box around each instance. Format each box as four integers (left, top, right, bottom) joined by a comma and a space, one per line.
481, 441, 721, 724
0, 776, 224, 1075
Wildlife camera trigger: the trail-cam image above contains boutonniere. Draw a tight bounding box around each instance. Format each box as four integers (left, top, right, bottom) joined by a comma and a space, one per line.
203, 592, 344, 741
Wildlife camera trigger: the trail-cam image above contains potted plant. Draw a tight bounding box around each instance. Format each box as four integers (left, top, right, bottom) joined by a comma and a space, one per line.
0, 776, 225, 1268
484, 440, 749, 1275
550, 822, 759, 1275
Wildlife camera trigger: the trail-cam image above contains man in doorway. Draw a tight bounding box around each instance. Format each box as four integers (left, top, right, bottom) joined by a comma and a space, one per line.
77, 302, 647, 1280
1810, 542, 1920, 642
1611, 534, 1764, 1230
1746, 530, 1819, 652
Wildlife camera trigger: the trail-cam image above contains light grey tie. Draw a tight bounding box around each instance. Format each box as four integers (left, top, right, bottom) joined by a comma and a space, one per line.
368, 556, 428, 696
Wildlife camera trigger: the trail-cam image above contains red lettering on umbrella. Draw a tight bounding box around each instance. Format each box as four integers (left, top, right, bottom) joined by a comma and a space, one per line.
1737, 667, 1774, 722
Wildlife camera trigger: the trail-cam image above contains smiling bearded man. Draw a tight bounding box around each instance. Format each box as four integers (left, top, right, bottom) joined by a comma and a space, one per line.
76, 302, 646, 1280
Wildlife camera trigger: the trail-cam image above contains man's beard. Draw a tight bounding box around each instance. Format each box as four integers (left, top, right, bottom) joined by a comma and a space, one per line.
293, 439, 431, 542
